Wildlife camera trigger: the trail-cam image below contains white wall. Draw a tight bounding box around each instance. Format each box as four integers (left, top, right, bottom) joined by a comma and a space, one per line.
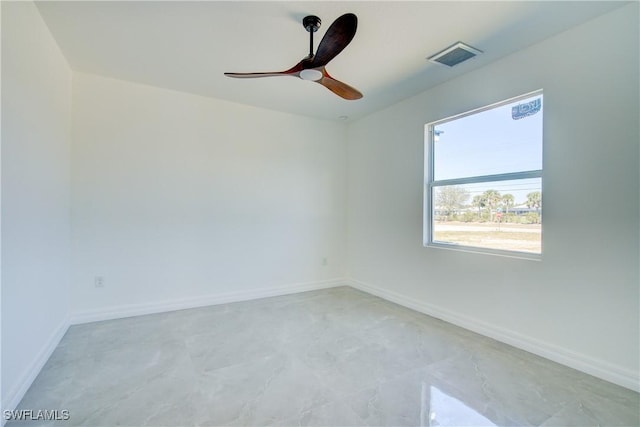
1, 1, 72, 411
347, 4, 639, 390
71, 73, 347, 319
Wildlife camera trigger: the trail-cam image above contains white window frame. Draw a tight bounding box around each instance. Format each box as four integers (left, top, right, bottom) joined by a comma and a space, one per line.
424, 90, 543, 260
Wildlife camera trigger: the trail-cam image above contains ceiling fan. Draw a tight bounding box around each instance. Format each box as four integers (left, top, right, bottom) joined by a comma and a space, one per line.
224, 13, 363, 100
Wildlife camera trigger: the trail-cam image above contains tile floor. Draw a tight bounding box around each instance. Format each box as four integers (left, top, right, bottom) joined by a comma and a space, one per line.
9, 286, 640, 426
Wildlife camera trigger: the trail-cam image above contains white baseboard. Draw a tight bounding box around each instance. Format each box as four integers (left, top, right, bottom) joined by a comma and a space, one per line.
1, 317, 70, 425
347, 278, 639, 393
70, 278, 346, 325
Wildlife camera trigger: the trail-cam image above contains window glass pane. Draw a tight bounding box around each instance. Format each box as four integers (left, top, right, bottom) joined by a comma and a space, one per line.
432, 178, 542, 254
433, 95, 543, 181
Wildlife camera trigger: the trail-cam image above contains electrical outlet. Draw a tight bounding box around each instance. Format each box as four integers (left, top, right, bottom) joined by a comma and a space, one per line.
94, 276, 104, 288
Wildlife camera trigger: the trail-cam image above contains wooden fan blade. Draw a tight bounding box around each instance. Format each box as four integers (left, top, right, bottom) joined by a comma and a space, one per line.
317, 69, 362, 100
224, 59, 307, 78
224, 72, 291, 78
311, 13, 357, 68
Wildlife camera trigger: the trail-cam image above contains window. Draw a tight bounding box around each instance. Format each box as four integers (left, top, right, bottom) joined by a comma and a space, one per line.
424, 91, 543, 258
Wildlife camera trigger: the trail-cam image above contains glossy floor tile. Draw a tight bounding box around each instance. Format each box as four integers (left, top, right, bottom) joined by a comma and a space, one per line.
9, 286, 639, 426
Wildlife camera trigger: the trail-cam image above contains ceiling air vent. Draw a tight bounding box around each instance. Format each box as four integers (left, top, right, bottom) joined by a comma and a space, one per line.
428, 42, 482, 67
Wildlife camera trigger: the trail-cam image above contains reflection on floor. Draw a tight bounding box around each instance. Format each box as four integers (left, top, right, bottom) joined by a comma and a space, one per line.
429, 385, 497, 426
9, 286, 639, 426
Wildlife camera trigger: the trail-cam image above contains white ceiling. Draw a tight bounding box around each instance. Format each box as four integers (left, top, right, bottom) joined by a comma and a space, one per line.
36, 1, 625, 122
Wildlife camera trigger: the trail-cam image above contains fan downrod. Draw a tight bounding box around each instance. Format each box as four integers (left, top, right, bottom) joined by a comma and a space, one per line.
303, 15, 321, 58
